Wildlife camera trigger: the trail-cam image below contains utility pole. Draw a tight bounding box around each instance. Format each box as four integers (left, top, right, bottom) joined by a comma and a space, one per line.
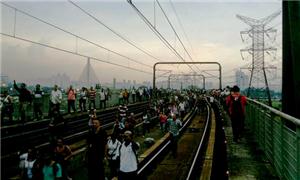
237, 10, 281, 106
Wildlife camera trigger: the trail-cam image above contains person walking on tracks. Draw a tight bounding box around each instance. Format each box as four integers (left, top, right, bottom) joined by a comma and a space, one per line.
119, 130, 139, 180
87, 118, 108, 180
167, 114, 182, 158
226, 85, 247, 143
33, 84, 44, 120
49, 85, 62, 118
13, 80, 32, 123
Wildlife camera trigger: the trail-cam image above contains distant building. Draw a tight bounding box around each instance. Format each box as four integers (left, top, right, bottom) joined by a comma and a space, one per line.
0, 75, 10, 87
113, 78, 116, 89
235, 70, 249, 90
133, 80, 136, 87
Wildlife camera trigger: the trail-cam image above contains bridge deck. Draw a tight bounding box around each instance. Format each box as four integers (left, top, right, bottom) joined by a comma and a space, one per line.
224, 113, 279, 179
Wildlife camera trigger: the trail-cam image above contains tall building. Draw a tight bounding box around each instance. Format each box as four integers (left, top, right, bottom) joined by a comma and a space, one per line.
235, 70, 249, 90
113, 78, 116, 89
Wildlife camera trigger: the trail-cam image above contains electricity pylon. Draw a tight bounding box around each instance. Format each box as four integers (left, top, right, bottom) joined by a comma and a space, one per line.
237, 10, 281, 106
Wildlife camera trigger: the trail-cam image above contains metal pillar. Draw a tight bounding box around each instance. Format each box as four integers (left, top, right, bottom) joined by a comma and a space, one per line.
168, 74, 205, 89
153, 61, 222, 90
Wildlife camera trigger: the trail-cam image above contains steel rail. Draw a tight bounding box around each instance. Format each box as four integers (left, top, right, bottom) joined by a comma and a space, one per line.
186, 103, 211, 180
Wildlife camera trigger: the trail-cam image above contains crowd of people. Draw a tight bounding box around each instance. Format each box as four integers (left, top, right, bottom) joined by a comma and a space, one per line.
1, 81, 153, 125
19, 137, 72, 180
12, 82, 247, 180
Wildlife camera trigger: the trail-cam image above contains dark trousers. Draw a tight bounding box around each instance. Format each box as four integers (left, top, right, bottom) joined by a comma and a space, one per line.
89, 99, 96, 110
100, 100, 106, 109
68, 100, 76, 113
49, 102, 60, 118
143, 123, 150, 135
19, 102, 29, 123
1, 105, 13, 123
231, 115, 245, 141
33, 102, 43, 120
108, 159, 119, 178
170, 134, 178, 158
88, 159, 105, 180
119, 98, 123, 105
119, 171, 137, 180
79, 98, 86, 112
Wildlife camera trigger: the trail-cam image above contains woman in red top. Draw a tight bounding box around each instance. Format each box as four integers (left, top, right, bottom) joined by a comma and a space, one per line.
159, 112, 168, 134
226, 85, 247, 142
67, 85, 76, 114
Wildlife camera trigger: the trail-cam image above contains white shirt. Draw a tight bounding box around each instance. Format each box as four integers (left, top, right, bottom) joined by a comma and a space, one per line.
131, 89, 136, 95
120, 142, 138, 172
50, 90, 62, 104
209, 96, 214, 103
107, 139, 121, 160
25, 159, 36, 179
138, 89, 143, 96
99, 91, 106, 101
179, 102, 185, 111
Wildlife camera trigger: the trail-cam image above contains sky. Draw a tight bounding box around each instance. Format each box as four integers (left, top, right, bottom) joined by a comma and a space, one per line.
1, 0, 282, 89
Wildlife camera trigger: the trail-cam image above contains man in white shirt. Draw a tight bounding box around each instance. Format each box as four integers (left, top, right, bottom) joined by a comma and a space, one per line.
119, 131, 139, 180
49, 85, 62, 117
99, 88, 106, 109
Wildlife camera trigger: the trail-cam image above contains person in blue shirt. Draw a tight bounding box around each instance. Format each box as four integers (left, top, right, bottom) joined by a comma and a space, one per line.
167, 114, 182, 158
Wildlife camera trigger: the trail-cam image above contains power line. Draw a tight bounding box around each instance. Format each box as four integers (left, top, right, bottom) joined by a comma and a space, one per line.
156, 0, 219, 79
156, 1, 196, 65
1, 32, 152, 75
169, 0, 196, 60
127, 0, 197, 73
68, 0, 164, 63
1, 2, 153, 69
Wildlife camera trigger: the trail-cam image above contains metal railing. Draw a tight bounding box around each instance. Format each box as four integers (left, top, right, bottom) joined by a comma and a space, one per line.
246, 98, 300, 180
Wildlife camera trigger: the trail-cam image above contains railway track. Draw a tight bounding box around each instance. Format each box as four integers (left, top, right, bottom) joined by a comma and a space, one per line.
1, 102, 149, 179
136, 102, 213, 180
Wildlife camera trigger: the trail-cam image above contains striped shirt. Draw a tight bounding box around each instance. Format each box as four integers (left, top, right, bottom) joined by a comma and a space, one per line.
88, 90, 96, 100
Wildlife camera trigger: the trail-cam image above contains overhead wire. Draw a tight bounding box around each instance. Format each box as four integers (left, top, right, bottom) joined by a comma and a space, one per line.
169, 0, 196, 59
155, 0, 197, 72
1, 32, 152, 74
127, 0, 197, 74
0, 2, 153, 69
68, 0, 164, 63
155, 0, 219, 78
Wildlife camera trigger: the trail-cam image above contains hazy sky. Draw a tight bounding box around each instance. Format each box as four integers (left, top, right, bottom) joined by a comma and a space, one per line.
1, 0, 282, 88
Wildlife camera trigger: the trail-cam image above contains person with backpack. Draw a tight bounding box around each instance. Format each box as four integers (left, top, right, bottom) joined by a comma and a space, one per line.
106, 133, 121, 179
53, 138, 73, 180
42, 153, 63, 180
226, 85, 247, 143
119, 130, 139, 180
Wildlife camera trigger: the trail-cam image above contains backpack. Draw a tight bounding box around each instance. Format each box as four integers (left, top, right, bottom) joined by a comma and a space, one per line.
230, 95, 243, 118
52, 162, 59, 178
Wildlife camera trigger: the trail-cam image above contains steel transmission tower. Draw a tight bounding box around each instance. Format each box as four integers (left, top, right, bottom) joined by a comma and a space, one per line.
237, 10, 281, 106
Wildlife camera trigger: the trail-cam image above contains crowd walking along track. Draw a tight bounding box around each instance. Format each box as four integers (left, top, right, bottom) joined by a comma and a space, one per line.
1, 102, 149, 179
136, 103, 212, 180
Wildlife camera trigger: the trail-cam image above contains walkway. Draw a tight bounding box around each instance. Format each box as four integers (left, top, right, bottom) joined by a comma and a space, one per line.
224, 114, 279, 180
